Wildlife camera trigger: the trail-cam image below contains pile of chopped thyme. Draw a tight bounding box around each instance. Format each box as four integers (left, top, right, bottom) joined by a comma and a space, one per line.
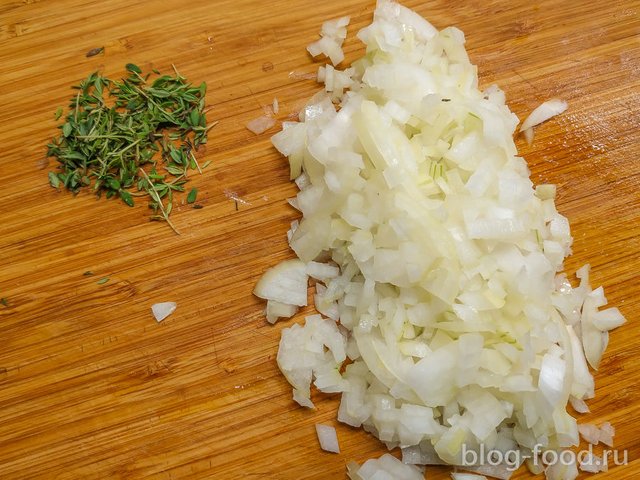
47, 63, 214, 233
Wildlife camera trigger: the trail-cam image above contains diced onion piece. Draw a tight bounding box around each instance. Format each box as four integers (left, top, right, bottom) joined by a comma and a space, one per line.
451, 473, 488, 480
536, 184, 557, 200
315, 424, 340, 453
566, 325, 595, 400
523, 127, 534, 145
246, 115, 277, 134
519, 99, 568, 132
544, 451, 578, 480
579, 452, 605, 473
348, 454, 424, 480
294, 173, 311, 191
592, 307, 626, 331
265, 300, 298, 324
599, 421, 615, 447
273, 97, 279, 114
253, 259, 308, 306
526, 457, 545, 475
457, 460, 520, 480
569, 396, 590, 414
577, 423, 600, 445
151, 302, 176, 322
401, 442, 447, 466
306, 261, 340, 281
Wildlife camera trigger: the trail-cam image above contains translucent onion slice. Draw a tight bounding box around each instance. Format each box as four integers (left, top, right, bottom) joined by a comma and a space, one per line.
246, 115, 276, 134
519, 99, 568, 132
151, 302, 176, 322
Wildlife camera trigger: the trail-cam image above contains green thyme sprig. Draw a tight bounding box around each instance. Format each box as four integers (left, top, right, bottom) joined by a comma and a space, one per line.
47, 63, 212, 233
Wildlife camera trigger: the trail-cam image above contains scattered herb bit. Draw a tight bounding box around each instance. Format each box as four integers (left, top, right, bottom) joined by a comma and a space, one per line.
83, 271, 94, 276
186, 188, 197, 204
97, 277, 110, 285
86, 47, 105, 58
47, 65, 210, 233
0, 297, 8, 307
139, 168, 180, 234
442, 98, 451, 102
48, 171, 60, 189
125, 63, 142, 74
192, 204, 204, 209
120, 190, 134, 207
54, 106, 63, 120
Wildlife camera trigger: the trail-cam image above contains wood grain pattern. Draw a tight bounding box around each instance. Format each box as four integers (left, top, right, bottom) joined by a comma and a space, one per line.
0, 0, 638, 478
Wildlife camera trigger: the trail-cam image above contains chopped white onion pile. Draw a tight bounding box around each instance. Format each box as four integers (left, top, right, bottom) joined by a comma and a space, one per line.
255, 1, 626, 479
578, 422, 615, 447
315, 423, 341, 453
246, 115, 276, 135
598, 422, 615, 447
347, 453, 424, 480
307, 16, 350, 66
520, 99, 568, 145
151, 302, 176, 322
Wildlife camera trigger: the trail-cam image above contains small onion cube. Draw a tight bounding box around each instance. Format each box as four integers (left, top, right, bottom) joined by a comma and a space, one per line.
578, 423, 601, 445
351, 454, 424, 480
246, 115, 276, 135
151, 302, 176, 322
253, 259, 308, 306
599, 421, 615, 447
315, 423, 340, 453
306, 261, 340, 281
523, 127, 534, 145
569, 396, 590, 414
265, 300, 298, 324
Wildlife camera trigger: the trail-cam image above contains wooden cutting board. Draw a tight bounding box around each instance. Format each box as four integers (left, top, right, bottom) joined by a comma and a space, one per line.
1, 0, 638, 478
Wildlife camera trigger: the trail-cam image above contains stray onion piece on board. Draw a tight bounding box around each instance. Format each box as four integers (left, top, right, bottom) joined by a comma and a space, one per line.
151, 302, 176, 322
254, 1, 625, 479
520, 99, 568, 144
315, 424, 341, 453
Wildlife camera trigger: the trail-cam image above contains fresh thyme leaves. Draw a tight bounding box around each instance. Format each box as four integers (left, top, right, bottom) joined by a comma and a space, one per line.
96, 277, 110, 285
0, 298, 8, 307
47, 64, 210, 233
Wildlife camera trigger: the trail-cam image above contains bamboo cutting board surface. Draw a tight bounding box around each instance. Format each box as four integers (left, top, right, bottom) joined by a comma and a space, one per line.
1, 0, 639, 478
